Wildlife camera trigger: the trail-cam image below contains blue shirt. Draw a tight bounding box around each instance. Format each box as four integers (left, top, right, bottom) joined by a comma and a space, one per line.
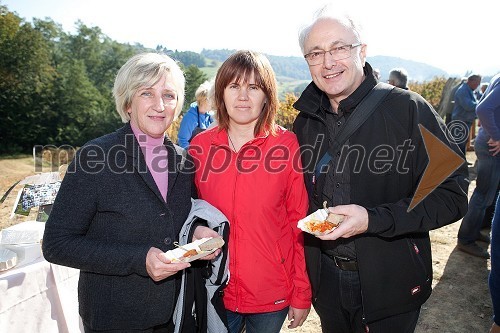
177, 102, 214, 148
452, 83, 479, 123
475, 73, 500, 144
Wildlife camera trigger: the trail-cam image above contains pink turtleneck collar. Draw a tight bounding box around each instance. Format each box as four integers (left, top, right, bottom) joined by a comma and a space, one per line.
130, 123, 168, 202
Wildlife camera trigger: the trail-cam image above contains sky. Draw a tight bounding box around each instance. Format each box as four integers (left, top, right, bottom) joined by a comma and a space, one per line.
3, 0, 499, 77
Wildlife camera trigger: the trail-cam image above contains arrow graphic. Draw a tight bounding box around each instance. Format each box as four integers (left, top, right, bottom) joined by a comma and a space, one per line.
408, 124, 465, 212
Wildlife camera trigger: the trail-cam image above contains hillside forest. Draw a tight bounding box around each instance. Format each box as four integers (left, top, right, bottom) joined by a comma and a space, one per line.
1, 4, 450, 155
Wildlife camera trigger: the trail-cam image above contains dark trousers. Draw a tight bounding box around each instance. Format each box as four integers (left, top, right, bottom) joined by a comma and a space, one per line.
458, 139, 500, 244
226, 307, 289, 333
314, 253, 420, 333
483, 189, 499, 229
489, 196, 500, 325
83, 320, 174, 333
455, 120, 473, 155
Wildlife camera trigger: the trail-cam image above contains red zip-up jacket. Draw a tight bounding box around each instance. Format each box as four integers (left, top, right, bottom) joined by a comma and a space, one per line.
189, 125, 312, 313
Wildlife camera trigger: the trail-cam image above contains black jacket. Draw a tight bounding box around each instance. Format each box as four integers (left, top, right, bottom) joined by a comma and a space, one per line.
173, 199, 230, 333
42, 123, 193, 330
293, 64, 469, 322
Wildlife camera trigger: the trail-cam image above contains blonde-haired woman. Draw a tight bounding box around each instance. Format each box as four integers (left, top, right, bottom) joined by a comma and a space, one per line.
43, 53, 218, 332
177, 79, 215, 148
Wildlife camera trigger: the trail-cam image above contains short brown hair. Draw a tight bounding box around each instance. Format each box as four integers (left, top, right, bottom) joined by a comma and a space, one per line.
214, 50, 278, 136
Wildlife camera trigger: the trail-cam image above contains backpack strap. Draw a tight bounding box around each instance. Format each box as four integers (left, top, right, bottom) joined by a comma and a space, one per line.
314, 82, 393, 180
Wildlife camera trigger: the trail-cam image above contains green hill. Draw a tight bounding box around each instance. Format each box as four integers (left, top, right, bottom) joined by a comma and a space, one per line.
196, 49, 450, 97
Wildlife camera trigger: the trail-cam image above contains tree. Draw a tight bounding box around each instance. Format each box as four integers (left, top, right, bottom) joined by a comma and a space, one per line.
51, 59, 107, 146
0, 7, 57, 153
0, 5, 142, 154
182, 65, 208, 111
276, 93, 299, 130
171, 50, 205, 67
409, 77, 447, 110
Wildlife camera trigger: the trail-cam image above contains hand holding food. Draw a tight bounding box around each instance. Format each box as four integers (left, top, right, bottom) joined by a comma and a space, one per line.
146, 247, 190, 282
298, 201, 345, 236
162, 237, 225, 263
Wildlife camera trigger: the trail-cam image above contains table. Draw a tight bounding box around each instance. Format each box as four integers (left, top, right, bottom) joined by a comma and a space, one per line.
0, 257, 82, 332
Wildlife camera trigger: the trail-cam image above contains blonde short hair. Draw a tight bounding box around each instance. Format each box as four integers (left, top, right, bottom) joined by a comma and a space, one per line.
113, 53, 185, 122
195, 79, 214, 105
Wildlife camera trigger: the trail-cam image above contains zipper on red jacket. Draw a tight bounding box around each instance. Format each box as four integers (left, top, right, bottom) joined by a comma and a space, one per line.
227, 138, 264, 312
231, 149, 242, 312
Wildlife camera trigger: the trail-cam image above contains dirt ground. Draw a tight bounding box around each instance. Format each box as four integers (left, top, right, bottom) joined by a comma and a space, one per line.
0, 152, 494, 333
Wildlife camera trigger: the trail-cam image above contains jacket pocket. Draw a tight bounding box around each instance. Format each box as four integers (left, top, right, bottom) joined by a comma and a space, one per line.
407, 238, 430, 285
276, 236, 292, 291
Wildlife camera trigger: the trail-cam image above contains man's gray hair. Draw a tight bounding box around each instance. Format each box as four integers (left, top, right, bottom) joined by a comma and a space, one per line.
298, 4, 363, 54
389, 68, 409, 89
467, 74, 482, 83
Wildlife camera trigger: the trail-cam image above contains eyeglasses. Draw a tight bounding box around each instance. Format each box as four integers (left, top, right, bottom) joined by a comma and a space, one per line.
304, 43, 362, 66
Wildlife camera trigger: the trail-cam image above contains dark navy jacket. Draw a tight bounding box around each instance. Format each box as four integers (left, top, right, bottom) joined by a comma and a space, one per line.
43, 123, 193, 330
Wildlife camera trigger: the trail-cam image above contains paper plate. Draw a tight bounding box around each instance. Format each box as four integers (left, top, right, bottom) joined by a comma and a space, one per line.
162, 237, 224, 263
297, 208, 344, 236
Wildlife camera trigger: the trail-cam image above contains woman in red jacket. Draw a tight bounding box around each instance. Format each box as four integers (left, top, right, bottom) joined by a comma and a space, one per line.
189, 50, 311, 333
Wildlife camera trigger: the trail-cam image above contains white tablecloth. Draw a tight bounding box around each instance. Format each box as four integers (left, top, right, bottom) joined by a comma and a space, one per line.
0, 257, 83, 332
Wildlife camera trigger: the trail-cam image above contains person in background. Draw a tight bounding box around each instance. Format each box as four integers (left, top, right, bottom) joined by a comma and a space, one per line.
293, 5, 469, 332
189, 50, 311, 333
177, 79, 215, 148
490, 196, 500, 333
42, 53, 218, 333
206, 81, 219, 129
388, 67, 409, 90
444, 77, 467, 126
452, 74, 482, 154
457, 73, 500, 258
469, 82, 490, 152
477, 82, 489, 100
478, 82, 496, 231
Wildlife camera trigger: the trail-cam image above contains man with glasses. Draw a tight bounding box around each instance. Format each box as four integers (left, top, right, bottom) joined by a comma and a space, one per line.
292, 5, 469, 333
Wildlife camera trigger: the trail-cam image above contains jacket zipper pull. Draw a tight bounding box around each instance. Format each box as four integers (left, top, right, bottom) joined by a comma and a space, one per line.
312, 174, 316, 185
